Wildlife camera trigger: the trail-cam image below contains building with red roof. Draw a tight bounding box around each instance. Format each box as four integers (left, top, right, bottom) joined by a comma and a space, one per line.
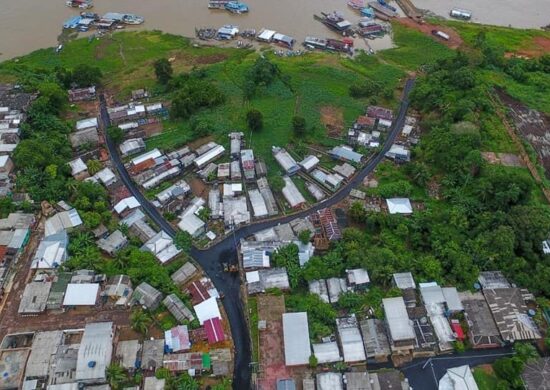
204, 317, 225, 344
451, 320, 465, 341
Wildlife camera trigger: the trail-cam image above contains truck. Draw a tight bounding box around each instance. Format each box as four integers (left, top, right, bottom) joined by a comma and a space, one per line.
431, 30, 450, 41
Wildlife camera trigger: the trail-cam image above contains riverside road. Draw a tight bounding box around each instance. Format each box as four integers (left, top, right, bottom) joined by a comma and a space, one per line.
101, 78, 415, 389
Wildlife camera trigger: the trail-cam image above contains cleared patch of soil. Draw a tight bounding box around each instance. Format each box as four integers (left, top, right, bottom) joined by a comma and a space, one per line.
506, 36, 550, 59
481, 152, 525, 167
396, 18, 463, 49
320, 105, 344, 137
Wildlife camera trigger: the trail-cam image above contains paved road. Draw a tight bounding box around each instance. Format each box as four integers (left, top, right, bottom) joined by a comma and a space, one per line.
100, 77, 415, 389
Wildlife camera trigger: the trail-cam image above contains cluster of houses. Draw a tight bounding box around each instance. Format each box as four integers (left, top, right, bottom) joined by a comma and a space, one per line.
0, 319, 231, 389
0, 84, 36, 197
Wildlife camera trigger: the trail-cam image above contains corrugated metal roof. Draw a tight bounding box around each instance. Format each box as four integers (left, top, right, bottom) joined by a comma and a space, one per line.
283, 312, 311, 366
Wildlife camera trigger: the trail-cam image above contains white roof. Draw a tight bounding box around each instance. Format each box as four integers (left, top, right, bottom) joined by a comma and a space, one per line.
246, 270, 261, 283
131, 148, 162, 166
438, 365, 479, 390
337, 317, 366, 363
442, 287, 464, 312
69, 158, 87, 176
141, 231, 182, 263
282, 177, 306, 207
63, 283, 99, 306
299, 155, 320, 171
75, 117, 98, 130
114, 196, 140, 214
393, 272, 416, 289
283, 312, 311, 366
312, 342, 341, 363
248, 189, 268, 218
44, 209, 83, 236
178, 213, 205, 237
194, 297, 221, 325
347, 268, 370, 285
194, 145, 225, 168
386, 198, 413, 214
118, 122, 139, 131
383, 297, 415, 341
75, 322, 113, 381
95, 168, 116, 186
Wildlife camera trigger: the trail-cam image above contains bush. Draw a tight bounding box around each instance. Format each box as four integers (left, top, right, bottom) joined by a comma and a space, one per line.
349, 79, 382, 98
246, 109, 263, 132
154, 58, 173, 84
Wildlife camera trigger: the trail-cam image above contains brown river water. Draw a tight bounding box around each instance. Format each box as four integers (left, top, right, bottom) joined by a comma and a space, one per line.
0, 0, 548, 60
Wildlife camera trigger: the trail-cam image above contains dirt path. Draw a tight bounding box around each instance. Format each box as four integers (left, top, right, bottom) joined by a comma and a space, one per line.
396, 18, 463, 50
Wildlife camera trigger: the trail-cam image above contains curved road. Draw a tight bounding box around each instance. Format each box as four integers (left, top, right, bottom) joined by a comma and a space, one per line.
100, 77, 415, 389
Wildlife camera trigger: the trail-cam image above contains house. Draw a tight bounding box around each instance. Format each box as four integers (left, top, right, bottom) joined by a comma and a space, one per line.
198, 162, 217, 180
383, 297, 416, 355
311, 169, 344, 191
102, 274, 133, 305
131, 88, 149, 100
438, 365, 478, 390
223, 182, 243, 197
113, 196, 140, 215
460, 292, 502, 349
344, 372, 373, 390
70, 127, 99, 149
521, 357, 550, 390
419, 283, 455, 352
144, 377, 166, 390
273, 33, 295, 48
18, 282, 52, 314
229, 132, 243, 157
165, 325, 191, 352
483, 287, 541, 341
163, 352, 210, 372
393, 272, 416, 289
478, 271, 511, 289
257, 177, 278, 216
63, 283, 100, 306
240, 240, 283, 269
68, 158, 88, 179
120, 138, 146, 157
193, 296, 221, 325
31, 230, 68, 269
223, 196, 250, 226
217, 163, 230, 181
163, 294, 195, 322
273, 147, 300, 175
367, 105, 393, 121
142, 166, 181, 190
241, 149, 255, 180
317, 372, 343, 390
283, 312, 311, 366
97, 230, 127, 256
333, 162, 356, 179
306, 182, 325, 201
312, 341, 342, 364
75, 117, 98, 131
155, 180, 190, 204
195, 144, 225, 168
178, 197, 207, 238
204, 317, 225, 344
75, 322, 113, 383
282, 177, 306, 208
130, 149, 162, 169
246, 268, 290, 294
116, 340, 142, 370
141, 231, 181, 264
386, 198, 413, 215
230, 160, 242, 180
94, 168, 117, 187
336, 315, 366, 363
360, 318, 391, 361
24, 330, 64, 378
142, 339, 165, 370
248, 189, 268, 218
386, 144, 411, 162
68, 86, 96, 102
45, 209, 82, 236
255, 160, 268, 177
371, 370, 410, 390
171, 262, 198, 286
132, 282, 163, 310
347, 268, 370, 289
327, 277, 347, 303
328, 145, 362, 163
299, 155, 320, 172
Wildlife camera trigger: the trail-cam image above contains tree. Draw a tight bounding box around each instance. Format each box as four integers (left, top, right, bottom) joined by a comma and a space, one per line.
298, 229, 311, 245
198, 207, 211, 221
246, 109, 263, 132
270, 176, 285, 192
174, 373, 199, 390
174, 231, 193, 253
292, 116, 307, 137
309, 354, 318, 368
154, 58, 173, 84
72, 64, 103, 87
37, 82, 67, 115
130, 309, 152, 334
349, 201, 366, 223
272, 244, 302, 288
493, 357, 524, 389
106, 364, 127, 390
514, 342, 539, 363
107, 126, 124, 145
86, 159, 102, 175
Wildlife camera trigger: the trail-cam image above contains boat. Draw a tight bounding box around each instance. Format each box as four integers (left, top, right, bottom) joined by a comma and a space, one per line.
273, 33, 295, 49
314, 12, 353, 36
224, 1, 249, 14
208, 0, 230, 9
358, 22, 386, 37
360, 7, 375, 18
326, 38, 354, 53
449, 8, 472, 20
102, 12, 144, 25
239, 29, 256, 38
368, 2, 398, 18
303, 36, 328, 49
217, 25, 239, 40
347, 0, 365, 10
63, 15, 82, 29
377, 0, 397, 13
195, 27, 217, 40
66, 0, 93, 9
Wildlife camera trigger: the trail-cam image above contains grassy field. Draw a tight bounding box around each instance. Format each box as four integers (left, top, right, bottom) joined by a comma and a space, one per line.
473, 367, 502, 390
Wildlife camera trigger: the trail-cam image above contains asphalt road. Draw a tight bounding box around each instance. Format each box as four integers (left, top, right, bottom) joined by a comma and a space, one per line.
100, 77, 415, 389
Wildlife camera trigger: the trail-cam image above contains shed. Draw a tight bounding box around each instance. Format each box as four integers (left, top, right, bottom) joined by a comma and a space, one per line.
283, 312, 311, 366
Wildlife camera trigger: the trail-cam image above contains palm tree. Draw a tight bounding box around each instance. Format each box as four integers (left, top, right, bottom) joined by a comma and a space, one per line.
106, 364, 127, 390
86, 159, 103, 175
130, 309, 152, 335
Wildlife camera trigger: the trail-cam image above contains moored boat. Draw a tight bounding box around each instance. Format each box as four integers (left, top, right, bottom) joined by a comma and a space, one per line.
314, 11, 353, 36
224, 1, 249, 14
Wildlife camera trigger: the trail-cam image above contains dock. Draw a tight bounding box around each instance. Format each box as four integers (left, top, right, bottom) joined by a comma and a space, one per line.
395, 0, 423, 21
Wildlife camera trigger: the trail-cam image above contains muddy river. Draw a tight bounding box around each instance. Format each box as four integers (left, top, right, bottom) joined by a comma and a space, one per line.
0, 0, 547, 60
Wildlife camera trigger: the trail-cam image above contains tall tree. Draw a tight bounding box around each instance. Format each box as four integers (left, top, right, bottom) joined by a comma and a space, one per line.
154, 58, 173, 85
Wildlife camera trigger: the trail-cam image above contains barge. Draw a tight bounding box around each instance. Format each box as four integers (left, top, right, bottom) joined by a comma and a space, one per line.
314, 12, 353, 36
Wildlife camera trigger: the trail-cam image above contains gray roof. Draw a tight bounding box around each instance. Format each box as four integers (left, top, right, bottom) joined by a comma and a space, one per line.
478, 271, 511, 289
132, 282, 163, 310
442, 287, 464, 312
317, 372, 343, 390
247, 268, 290, 295
344, 372, 373, 390
312, 341, 342, 364
360, 319, 390, 359
116, 340, 141, 369
283, 312, 311, 366
163, 294, 195, 322
383, 297, 415, 342
171, 262, 198, 286
336, 316, 366, 363
393, 272, 416, 290
18, 282, 52, 314
461, 292, 502, 347
521, 357, 550, 390
142, 339, 165, 370
276, 379, 296, 390
75, 322, 113, 382
329, 145, 362, 163
25, 331, 63, 377
97, 230, 128, 255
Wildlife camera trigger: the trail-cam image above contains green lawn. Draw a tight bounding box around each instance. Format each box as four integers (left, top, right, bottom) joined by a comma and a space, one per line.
473, 368, 502, 390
